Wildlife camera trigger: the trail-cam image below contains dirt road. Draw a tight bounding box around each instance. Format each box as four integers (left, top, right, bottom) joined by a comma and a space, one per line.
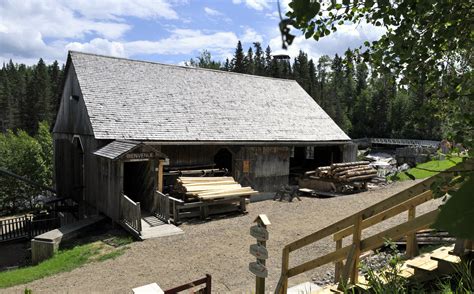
4, 180, 436, 293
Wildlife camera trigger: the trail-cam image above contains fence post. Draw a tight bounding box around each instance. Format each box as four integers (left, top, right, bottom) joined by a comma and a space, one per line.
334, 238, 343, 283
350, 214, 362, 284
280, 246, 289, 293
406, 205, 418, 257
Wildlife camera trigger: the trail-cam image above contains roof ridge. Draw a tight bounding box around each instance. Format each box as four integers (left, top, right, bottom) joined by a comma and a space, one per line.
68, 50, 297, 83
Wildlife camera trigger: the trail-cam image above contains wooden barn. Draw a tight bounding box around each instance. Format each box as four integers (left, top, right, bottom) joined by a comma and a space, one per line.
53, 51, 352, 235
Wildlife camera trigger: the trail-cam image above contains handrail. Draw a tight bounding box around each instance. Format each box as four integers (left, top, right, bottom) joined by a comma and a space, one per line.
120, 193, 142, 234
276, 159, 472, 293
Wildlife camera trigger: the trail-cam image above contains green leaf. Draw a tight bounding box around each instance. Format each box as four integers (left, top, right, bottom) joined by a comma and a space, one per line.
433, 176, 474, 239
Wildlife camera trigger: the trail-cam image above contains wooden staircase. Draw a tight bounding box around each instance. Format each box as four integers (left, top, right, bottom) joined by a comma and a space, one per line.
315, 242, 472, 293
275, 160, 473, 293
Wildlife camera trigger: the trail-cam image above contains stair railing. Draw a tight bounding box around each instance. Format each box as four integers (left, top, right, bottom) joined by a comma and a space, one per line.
276, 160, 472, 293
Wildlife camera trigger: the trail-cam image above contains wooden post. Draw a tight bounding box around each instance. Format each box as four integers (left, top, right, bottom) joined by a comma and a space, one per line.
249, 214, 270, 294
334, 238, 343, 283
350, 214, 362, 284
157, 159, 164, 192
280, 247, 289, 293
406, 205, 418, 257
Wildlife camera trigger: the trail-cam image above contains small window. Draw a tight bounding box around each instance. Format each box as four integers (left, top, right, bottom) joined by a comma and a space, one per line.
305, 146, 314, 159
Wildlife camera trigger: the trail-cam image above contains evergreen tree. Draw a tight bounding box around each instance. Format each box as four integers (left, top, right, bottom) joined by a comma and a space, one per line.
186, 50, 221, 70
330, 54, 352, 132
292, 51, 310, 92
231, 41, 245, 73
308, 59, 317, 100
264, 45, 273, 76
26, 59, 51, 134
315, 55, 331, 107
253, 42, 265, 76
369, 71, 396, 137
343, 49, 356, 118
351, 62, 370, 138
245, 47, 255, 74
222, 58, 231, 71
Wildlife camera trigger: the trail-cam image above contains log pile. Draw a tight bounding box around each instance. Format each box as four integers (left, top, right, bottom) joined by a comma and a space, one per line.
307, 161, 377, 182
175, 176, 258, 201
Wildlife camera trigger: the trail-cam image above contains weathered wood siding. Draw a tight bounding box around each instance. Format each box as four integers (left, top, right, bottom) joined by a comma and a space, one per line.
53, 63, 122, 221
234, 147, 290, 192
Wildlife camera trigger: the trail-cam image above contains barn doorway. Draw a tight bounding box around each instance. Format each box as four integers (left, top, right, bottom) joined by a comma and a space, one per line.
214, 148, 233, 174
123, 161, 152, 204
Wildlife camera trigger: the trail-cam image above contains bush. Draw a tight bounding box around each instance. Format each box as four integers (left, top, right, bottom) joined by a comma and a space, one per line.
0, 121, 52, 214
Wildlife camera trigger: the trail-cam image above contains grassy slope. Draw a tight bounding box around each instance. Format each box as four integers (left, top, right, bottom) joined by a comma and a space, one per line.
393, 156, 462, 181
0, 237, 132, 288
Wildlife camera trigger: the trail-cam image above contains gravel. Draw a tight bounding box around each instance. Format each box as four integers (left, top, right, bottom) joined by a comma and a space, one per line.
4, 180, 435, 294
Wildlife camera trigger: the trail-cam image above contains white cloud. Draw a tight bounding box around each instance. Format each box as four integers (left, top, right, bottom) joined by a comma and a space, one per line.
62, 29, 239, 59
204, 7, 222, 16
0, 0, 184, 64
269, 21, 385, 61
240, 27, 263, 43
66, 39, 127, 57
232, 0, 271, 11
64, 0, 179, 20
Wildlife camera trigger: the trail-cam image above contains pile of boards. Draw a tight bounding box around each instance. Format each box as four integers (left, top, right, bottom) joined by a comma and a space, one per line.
308, 161, 377, 182
174, 176, 258, 201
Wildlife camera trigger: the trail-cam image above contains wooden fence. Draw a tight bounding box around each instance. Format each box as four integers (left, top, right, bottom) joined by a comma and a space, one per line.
275, 159, 473, 293
120, 193, 142, 235
0, 215, 60, 242
153, 191, 170, 223
164, 274, 211, 294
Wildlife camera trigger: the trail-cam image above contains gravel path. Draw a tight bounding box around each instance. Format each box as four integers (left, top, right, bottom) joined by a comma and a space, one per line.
4, 180, 437, 294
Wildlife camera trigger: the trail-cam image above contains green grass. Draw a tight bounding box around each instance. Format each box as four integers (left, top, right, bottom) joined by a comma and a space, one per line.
391, 156, 463, 181
0, 236, 132, 289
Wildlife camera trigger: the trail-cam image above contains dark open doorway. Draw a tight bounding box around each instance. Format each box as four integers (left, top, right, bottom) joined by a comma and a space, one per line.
123, 161, 152, 204
214, 148, 233, 174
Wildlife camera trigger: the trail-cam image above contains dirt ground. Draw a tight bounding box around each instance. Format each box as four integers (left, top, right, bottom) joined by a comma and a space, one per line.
4, 180, 438, 294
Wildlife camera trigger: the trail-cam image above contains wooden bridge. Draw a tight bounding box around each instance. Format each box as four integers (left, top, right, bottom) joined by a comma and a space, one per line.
276, 159, 472, 293
353, 138, 440, 148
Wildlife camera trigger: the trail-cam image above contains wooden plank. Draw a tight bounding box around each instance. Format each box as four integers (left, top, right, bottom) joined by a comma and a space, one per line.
338, 244, 357, 290
406, 205, 418, 257
334, 239, 343, 283
350, 214, 362, 284
360, 210, 439, 252
333, 190, 433, 241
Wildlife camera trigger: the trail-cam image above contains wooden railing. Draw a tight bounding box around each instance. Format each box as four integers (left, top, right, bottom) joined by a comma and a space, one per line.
120, 193, 142, 234
276, 160, 472, 293
153, 191, 170, 223
164, 274, 212, 294
1, 215, 60, 242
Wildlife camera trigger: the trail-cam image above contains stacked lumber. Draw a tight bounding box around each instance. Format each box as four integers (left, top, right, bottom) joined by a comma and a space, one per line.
307, 161, 377, 182
175, 176, 258, 200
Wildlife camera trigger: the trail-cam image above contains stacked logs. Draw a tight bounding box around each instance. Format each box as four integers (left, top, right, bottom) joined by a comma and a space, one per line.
306, 161, 377, 182
174, 176, 258, 201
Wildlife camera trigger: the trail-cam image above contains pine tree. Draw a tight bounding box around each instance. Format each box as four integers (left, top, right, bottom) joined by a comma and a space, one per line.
292, 51, 310, 92
308, 59, 317, 99
222, 58, 231, 71
330, 54, 352, 133
316, 55, 332, 107
351, 62, 370, 138
231, 41, 245, 73
343, 49, 356, 116
26, 59, 51, 133
49, 60, 62, 126
253, 42, 265, 76
369, 71, 395, 137
264, 45, 273, 76
245, 47, 255, 74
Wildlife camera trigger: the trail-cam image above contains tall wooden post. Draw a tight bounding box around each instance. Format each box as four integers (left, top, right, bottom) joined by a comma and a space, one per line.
156, 159, 164, 192
406, 205, 418, 257
350, 214, 362, 284
249, 214, 271, 294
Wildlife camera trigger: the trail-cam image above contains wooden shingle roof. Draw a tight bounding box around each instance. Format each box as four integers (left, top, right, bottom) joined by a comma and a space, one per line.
69, 51, 350, 143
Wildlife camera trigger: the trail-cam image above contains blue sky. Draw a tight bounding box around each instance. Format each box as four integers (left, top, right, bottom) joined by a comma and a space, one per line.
0, 0, 385, 65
